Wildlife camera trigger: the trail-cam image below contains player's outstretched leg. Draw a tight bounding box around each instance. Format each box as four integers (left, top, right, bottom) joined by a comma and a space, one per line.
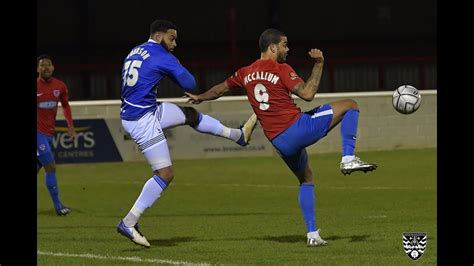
178, 105, 257, 146
328, 100, 377, 175
193, 111, 257, 146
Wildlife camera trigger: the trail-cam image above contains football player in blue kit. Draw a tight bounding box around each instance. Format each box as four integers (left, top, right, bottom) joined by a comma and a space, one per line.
116, 19, 257, 247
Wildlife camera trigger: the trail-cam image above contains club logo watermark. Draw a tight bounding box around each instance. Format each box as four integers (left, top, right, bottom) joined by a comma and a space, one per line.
403, 232, 427, 260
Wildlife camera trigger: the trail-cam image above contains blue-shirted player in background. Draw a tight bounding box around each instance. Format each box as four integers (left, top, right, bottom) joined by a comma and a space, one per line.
116, 19, 257, 247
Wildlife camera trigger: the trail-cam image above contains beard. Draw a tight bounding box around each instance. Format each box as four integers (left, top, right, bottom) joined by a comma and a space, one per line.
160, 41, 174, 52
277, 53, 287, 63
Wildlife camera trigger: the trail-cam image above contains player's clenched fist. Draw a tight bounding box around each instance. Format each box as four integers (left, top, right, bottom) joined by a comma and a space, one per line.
308, 49, 324, 63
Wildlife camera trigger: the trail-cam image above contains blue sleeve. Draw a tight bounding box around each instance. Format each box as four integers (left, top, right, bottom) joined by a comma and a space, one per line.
170, 70, 197, 92
160, 54, 197, 92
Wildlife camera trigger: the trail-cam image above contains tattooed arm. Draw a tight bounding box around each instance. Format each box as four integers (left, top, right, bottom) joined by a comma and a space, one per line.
291, 48, 324, 101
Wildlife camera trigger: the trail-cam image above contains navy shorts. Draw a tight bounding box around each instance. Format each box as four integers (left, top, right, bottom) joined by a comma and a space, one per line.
271, 104, 333, 172
37, 131, 55, 166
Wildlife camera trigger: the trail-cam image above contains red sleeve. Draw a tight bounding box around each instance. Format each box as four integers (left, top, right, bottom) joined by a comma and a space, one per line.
279, 64, 304, 92
225, 69, 243, 90
59, 83, 74, 128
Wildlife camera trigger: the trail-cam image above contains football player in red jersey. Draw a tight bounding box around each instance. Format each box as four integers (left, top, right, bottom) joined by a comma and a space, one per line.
185, 28, 377, 246
37, 54, 76, 216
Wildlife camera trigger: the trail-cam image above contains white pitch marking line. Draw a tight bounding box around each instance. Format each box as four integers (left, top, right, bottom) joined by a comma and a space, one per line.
37, 250, 210, 266
174, 183, 435, 190
365, 215, 387, 219
89, 181, 435, 190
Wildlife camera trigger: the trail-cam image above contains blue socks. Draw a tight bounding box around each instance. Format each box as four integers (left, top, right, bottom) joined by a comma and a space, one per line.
45, 172, 62, 210
341, 109, 359, 156
298, 183, 316, 233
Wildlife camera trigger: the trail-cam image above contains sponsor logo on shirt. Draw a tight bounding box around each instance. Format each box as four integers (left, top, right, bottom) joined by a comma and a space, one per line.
38, 101, 58, 109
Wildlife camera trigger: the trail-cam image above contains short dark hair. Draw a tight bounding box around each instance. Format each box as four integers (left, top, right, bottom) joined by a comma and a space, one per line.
37, 54, 52, 65
258, 28, 285, 53
150, 20, 178, 35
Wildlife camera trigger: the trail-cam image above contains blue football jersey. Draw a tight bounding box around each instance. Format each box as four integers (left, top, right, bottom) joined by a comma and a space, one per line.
120, 40, 193, 120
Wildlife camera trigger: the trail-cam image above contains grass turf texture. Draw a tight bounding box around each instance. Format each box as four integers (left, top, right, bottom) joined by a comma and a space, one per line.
38, 148, 436, 265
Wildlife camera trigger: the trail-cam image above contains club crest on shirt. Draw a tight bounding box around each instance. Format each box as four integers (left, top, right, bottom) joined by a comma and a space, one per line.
53, 89, 60, 97
39, 144, 46, 151
289, 71, 298, 80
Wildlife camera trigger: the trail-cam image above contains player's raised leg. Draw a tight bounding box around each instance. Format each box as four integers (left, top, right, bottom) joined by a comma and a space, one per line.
159, 103, 257, 146
327, 100, 377, 175
180, 104, 257, 146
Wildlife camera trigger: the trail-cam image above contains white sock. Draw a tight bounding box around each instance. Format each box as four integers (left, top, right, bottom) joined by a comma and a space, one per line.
123, 176, 167, 227
223, 127, 242, 142
307, 230, 319, 238
342, 155, 355, 163
123, 206, 143, 227
195, 114, 241, 141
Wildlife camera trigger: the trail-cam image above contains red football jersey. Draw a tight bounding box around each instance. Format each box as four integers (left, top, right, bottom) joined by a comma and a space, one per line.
226, 59, 304, 140
37, 77, 73, 136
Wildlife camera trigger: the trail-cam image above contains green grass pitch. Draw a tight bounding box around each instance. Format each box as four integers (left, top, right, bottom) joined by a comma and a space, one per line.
38, 148, 436, 265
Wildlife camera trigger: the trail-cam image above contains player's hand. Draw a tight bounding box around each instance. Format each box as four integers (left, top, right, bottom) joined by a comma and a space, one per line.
184, 92, 202, 104
68, 127, 77, 140
308, 48, 324, 63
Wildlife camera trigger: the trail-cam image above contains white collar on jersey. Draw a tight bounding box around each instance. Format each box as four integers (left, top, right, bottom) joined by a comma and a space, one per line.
148, 39, 158, 43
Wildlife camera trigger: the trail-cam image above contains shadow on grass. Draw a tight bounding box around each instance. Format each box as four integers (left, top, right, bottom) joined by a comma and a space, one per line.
121, 237, 196, 251
325, 235, 370, 242
148, 236, 196, 247
98, 212, 283, 218
258, 235, 303, 243
37, 208, 84, 216
259, 234, 371, 243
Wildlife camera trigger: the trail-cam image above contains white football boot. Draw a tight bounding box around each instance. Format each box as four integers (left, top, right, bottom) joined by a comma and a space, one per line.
340, 156, 377, 175
307, 229, 328, 247
116, 220, 151, 248
236, 113, 258, 146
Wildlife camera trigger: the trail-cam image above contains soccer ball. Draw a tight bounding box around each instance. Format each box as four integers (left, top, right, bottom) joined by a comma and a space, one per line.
392, 85, 421, 114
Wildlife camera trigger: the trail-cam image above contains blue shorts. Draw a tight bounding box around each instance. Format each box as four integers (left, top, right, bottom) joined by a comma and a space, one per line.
271, 104, 333, 172
37, 131, 55, 166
